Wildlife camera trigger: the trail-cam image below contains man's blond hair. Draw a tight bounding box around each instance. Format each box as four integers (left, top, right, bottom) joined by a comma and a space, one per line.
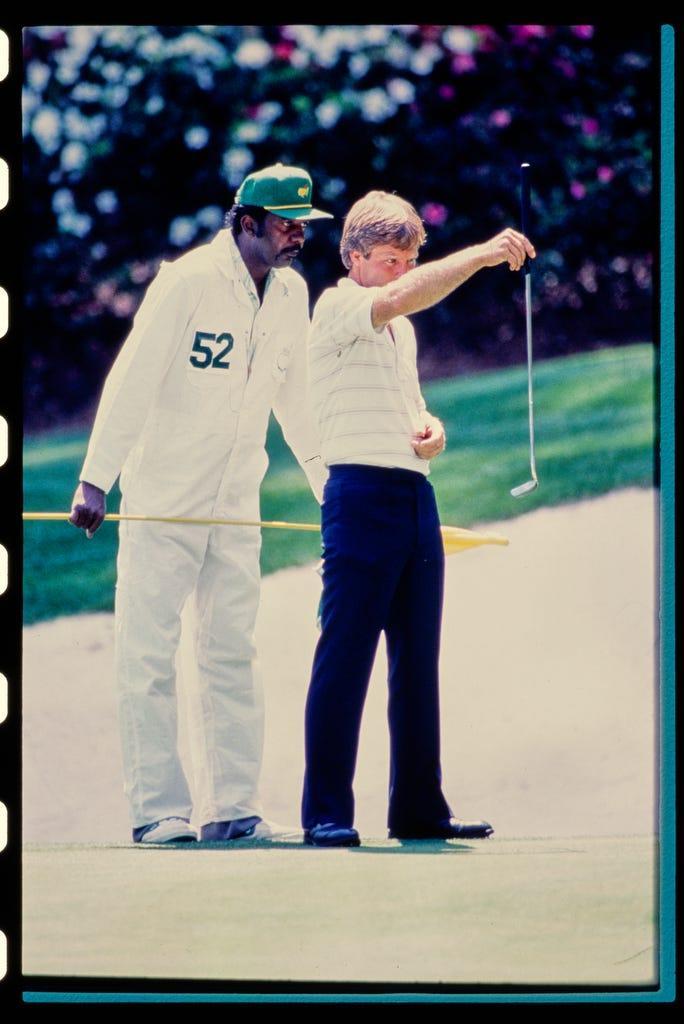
339, 190, 427, 269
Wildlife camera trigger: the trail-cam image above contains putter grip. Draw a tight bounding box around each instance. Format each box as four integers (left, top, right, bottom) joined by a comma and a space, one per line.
520, 162, 531, 276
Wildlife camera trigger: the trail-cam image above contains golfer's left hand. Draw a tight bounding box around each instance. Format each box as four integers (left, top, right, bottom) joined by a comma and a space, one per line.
411, 420, 446, 460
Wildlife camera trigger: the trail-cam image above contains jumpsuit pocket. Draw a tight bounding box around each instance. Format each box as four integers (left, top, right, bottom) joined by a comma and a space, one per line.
185, 355, 247, 416
271, 346, 292, 383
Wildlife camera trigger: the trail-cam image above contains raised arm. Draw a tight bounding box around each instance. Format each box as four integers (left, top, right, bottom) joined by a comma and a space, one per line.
371, 229, 535, 329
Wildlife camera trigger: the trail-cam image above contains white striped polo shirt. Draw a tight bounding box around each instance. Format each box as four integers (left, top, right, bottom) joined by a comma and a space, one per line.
309, 277, 430, 474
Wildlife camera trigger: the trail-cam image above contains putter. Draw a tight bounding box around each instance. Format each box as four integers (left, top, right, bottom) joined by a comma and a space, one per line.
511, 162, 539, 498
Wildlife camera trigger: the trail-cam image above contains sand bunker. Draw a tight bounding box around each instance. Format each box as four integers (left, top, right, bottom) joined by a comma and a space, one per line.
22, 488, 658, 842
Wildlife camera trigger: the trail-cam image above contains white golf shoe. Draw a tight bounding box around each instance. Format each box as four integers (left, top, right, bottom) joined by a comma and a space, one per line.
132, 816, 198, 844
200, 816, 302, 841
249, 819, 303, 841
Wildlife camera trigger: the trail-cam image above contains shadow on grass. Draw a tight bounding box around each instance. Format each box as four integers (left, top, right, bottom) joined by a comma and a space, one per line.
131, 839, 480, 854
27, 839, 484, 853
353, 841, 480, 854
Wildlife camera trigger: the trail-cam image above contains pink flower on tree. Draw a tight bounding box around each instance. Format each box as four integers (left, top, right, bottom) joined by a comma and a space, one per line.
273, 41, 295, 61
489, 109, 512, 128
511, 25, 547, 43
421, 202, 448, 227
597, 166, 614, 183
95, 281, 116, 303
439, 84, 455, 99
570, 181, 586, 200
571, 25, 595, 39
451, 54, 476, 74
472, 25, 500, 52
581, 117, 600, 136
112, 292, 136, 318
554, 57, 577, 79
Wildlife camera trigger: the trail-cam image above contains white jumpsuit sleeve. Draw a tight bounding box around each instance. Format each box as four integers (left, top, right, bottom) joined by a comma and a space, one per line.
79, 264, 193, 494
271, 290, 328, 505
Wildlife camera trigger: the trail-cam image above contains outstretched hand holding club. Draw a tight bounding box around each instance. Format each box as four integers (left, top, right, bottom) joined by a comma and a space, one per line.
478, 228, 536, 272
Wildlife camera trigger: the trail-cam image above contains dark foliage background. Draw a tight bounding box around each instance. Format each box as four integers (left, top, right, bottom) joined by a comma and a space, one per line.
22, 24, 654, 429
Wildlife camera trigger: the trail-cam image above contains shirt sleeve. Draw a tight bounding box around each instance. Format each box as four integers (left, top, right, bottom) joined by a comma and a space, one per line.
312, 282, 384, 352
271, 287, 328, 504
79, 263, 192, 493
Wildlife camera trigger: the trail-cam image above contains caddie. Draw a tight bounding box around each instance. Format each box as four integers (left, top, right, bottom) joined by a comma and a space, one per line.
302, 190, 535, 847
70, 163, 331, 844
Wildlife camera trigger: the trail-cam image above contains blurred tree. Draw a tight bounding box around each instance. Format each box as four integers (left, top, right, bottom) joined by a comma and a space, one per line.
22, 24, 654, 428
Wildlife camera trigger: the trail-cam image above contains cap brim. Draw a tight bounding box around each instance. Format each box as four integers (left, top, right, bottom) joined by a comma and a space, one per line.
268, 207, 334, 221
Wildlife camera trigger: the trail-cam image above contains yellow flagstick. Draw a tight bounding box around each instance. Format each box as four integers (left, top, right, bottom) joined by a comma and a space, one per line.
22, 511, 319, 532
22, 512, 509, 555
439, 525, 509, 554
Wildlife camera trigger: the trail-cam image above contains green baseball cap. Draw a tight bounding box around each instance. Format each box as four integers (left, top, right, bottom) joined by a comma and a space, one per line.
235, 163, 333, 221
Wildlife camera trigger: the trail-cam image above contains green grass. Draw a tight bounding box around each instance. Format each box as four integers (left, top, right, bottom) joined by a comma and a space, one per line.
23, 837, 656, 985
23, 344, 655, 624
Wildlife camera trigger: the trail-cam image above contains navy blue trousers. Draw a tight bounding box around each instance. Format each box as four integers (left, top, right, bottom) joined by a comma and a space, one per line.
302, 465, 452, 833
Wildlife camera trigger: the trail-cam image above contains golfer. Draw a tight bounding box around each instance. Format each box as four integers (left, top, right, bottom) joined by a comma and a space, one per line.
70, 164, 331, 844
302, 190, 535, 846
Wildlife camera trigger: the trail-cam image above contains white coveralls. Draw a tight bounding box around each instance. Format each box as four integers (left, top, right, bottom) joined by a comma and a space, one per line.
80, 230, 326, 829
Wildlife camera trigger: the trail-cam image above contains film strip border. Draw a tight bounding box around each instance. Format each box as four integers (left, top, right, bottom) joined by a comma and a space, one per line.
0, 22, 20, 1004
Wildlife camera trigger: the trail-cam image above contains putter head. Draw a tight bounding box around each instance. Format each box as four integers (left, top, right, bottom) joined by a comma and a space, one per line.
510, 479, 538, 498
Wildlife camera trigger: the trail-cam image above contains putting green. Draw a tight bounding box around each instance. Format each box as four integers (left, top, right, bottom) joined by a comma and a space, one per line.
23, 836, 656, 986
